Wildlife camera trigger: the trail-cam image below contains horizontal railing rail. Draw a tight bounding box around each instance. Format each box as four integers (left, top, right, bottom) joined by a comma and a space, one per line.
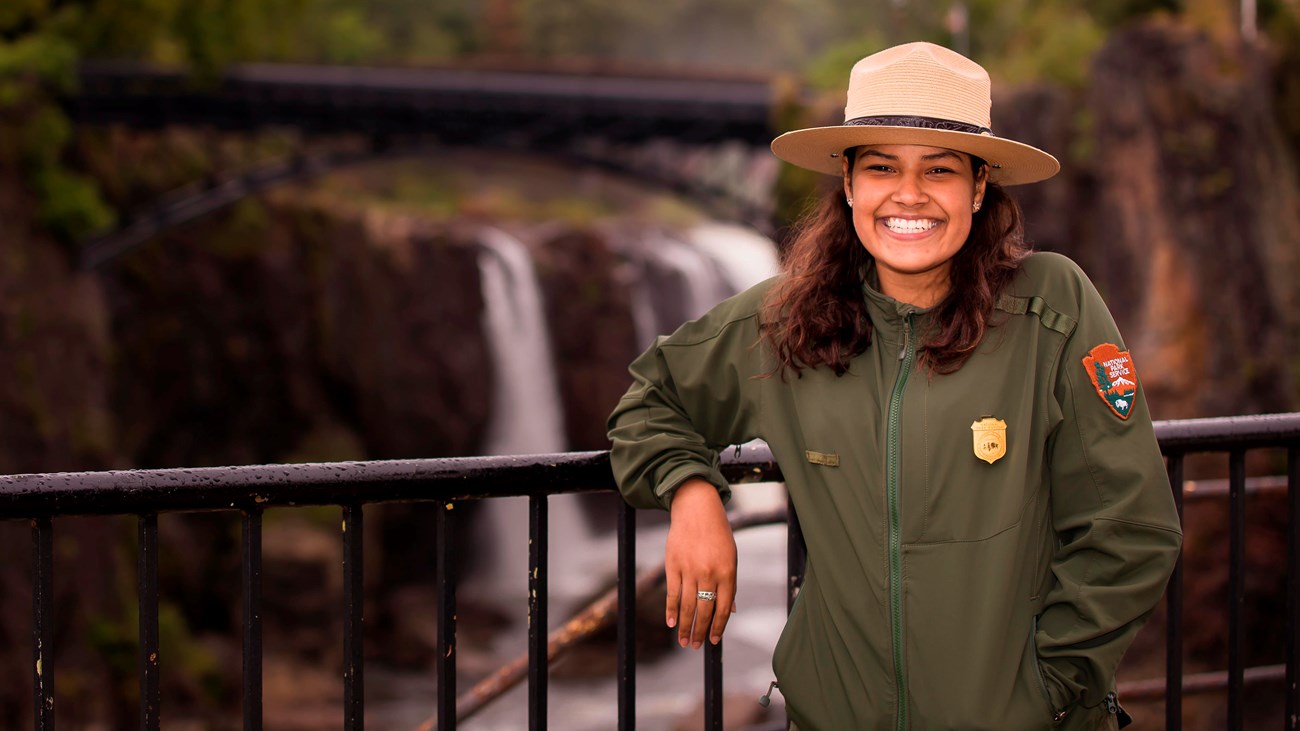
2, 415, 1298, 730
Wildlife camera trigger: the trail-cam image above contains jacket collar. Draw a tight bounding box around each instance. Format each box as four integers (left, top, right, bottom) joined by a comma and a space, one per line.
861, 266, 935, 333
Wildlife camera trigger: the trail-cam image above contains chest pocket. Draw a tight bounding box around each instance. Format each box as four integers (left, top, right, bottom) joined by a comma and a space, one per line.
909, 354, 1048, 543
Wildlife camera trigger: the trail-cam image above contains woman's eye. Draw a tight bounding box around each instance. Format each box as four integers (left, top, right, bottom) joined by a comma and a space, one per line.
928, 167, 955, 175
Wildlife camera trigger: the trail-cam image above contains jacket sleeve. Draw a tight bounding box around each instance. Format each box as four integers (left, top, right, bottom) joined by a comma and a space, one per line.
1036, 263, 1183, 716
606, 297, 766, 511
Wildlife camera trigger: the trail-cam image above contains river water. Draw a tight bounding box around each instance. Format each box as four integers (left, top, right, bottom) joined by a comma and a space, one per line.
365, 484, 791, 731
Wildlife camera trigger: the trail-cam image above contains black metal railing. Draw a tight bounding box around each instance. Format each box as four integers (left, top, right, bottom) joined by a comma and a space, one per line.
2, 414, 1299, 730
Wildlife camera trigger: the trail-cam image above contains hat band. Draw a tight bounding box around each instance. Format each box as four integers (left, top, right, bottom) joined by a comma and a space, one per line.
845, 115, 992, 136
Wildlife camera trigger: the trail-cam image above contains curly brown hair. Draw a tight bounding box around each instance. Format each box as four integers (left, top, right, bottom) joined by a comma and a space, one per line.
760, 159, 1028, 377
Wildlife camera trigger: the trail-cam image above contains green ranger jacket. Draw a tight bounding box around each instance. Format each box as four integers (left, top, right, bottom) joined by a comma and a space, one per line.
608, 253, 1182, 730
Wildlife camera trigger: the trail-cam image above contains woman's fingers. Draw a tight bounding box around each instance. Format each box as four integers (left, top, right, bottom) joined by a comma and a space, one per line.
670, 579, 733, 648
688, 583, 716, 649
665, 565, 681, 629
708, 579, 736, 645
664, 478, 738, 649
677, 579, 700, 647
668, 570, 736, 647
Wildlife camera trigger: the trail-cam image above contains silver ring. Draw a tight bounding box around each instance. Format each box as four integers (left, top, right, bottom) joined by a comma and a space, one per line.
697, 590, 716, 602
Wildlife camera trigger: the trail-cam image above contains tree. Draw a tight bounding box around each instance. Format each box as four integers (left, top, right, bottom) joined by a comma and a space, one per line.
1093, 361, 1113, 393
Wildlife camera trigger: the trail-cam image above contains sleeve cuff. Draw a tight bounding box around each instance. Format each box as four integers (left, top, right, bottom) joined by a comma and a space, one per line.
656, 464, 731, 509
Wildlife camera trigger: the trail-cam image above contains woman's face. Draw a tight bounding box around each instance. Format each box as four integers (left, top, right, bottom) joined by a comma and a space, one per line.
843, 143, 987, 306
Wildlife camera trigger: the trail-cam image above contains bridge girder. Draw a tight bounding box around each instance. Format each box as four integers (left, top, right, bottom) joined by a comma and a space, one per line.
69, 62, 785, 267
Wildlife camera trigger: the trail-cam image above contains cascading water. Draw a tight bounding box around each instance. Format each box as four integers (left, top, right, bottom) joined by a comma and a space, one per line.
627, 263, 660, 351
627, 223, 780, 347
469, 223, 781, 626
478, 227, 567, 456
686, 222, 781, 295
473, 227, 604, 623
646, 230, 733, 323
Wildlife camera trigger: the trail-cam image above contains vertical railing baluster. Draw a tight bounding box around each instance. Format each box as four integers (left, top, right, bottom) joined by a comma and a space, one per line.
138, 513, 160, 731
33, 516, 54, 731
1228, 450, 1246, 730
242, 509, 263, 731
529, 495, 549, 731
436, 502, 457, 731
616, 500, 636, 731
786, 492, 805, 729
342, 505, 364, 730
1165, 454, 1184, 731
704, 640, 723, 730
1287, 446, 1298, 731
786, 498, 805, 614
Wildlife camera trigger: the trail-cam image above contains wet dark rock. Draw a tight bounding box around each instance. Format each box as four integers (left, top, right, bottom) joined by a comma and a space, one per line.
104, 202, 494, 469
993, 23, 1300, 420
534, 228, 643, 452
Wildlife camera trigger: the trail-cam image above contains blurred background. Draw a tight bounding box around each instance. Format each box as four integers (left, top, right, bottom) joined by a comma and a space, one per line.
1, 0, 1298, 728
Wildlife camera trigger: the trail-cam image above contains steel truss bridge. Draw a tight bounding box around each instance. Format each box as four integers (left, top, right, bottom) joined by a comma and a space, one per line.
68, 61, 783, 267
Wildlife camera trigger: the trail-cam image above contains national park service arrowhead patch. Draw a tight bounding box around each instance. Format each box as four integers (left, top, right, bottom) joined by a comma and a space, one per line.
1082, 343, 1138, 419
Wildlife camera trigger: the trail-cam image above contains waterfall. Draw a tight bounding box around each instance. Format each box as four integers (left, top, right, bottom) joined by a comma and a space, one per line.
477, 227, 566, 456
473, 227, 601, 625
685, 222, 781, 294
627, 262, 661, 351
469, 223, 781, 625
626, 224, 780, 349
646, 230, 733, 322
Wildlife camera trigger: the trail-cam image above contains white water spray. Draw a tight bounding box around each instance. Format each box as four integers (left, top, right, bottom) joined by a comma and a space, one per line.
474, 228, 605, 624
477, 227, 566, 456
686, 222, 781, 294
646, 231, 733, 322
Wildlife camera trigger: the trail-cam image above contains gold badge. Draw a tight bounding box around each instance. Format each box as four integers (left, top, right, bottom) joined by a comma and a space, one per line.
971, 417, 1007, 464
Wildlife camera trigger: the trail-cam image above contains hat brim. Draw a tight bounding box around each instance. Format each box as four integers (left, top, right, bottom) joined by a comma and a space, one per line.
771, 125, 1060, 186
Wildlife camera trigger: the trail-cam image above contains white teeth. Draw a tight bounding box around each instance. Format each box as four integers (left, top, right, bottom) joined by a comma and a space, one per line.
884, 217, 939, 233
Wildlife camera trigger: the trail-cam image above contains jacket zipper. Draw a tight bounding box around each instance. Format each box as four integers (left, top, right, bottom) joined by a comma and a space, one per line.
887, 311, 915, 731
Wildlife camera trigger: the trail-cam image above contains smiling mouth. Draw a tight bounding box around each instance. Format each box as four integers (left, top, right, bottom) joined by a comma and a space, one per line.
883, 217, 941, 234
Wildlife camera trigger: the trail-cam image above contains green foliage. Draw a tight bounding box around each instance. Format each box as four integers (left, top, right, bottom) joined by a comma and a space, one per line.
1087, 0, 1180, 28
803, 34, 890, 91
87, 614, 137, 677
286, 0, 482, 63
0, 0, 45, 32
519, 0, 878, 70
172, 0, 272, 75
306, 6, 389, 63
0, 30, 78, 90
157, 602, 225, 702
244, 0, 484, 64
33, 165, 117, 241
980, 4, 1105, 87
1264, 0, 1300, 155
87, 602, 224, 704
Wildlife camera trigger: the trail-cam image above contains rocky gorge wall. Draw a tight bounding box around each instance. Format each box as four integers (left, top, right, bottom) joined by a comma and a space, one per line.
0, 20, 1297, 727
997, 23, 1300, 419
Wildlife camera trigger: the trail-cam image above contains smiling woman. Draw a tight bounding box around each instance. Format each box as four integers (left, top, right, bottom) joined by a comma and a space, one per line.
843, 144, 986, 307
609, 42, 1183, 731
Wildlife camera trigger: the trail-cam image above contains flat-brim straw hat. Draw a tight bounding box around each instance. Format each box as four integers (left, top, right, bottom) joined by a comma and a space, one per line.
771, 42, 1060, 186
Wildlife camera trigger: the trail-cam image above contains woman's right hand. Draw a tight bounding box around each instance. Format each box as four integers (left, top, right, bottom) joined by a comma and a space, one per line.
665, 477, 737, 649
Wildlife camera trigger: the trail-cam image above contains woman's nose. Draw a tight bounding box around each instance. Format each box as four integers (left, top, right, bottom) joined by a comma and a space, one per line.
891, 174, 929, 205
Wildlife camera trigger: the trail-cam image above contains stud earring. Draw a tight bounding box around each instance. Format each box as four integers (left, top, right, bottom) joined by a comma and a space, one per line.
972, 201, 982, 212
846, 198, 853, 207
